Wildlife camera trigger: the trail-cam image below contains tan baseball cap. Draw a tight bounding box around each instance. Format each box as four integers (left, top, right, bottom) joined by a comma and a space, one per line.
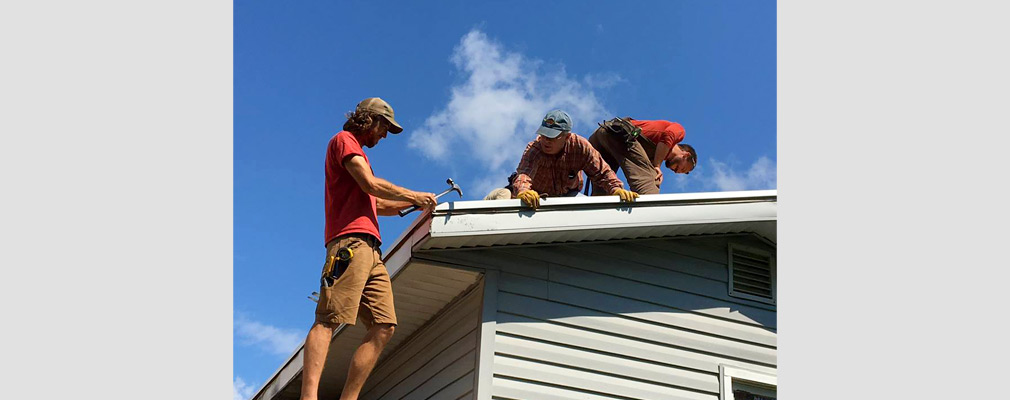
355, 97, 403, 134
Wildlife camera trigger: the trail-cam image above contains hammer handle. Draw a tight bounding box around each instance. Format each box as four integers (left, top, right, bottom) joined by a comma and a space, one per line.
397, 188, 453, 217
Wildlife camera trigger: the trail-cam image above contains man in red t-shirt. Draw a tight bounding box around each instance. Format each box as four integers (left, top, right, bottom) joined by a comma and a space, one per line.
588, 117, 698, 195
301, 97, 437, 400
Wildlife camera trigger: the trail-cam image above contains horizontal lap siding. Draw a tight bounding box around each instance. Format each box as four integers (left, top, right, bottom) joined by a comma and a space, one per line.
360, 283, 482, 400
478, 237, 776, 400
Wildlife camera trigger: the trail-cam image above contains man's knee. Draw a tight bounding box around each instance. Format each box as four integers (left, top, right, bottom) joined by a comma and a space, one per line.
631, 181, 660, 195
370, 323, 395, 345
308, 321, 338, 340
484, 187, 512, 200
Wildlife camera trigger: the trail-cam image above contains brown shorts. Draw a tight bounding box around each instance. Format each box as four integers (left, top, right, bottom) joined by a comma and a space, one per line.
314, 234, 397, 328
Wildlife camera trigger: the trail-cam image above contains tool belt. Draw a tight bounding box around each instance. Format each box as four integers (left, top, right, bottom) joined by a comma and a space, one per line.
600, 117, 643, 150
327, 232, 380, 249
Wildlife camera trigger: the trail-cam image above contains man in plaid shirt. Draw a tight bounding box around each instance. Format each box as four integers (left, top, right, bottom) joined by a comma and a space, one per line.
510, 109, 639, 209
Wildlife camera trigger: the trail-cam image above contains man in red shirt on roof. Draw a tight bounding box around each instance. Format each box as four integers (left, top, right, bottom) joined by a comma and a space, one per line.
510, 109, 639, 209
588, 117, 698, 195
301, 97, 438, 400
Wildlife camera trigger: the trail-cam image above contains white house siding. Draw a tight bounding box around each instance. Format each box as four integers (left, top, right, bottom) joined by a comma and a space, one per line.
423, 234, 776, 400
358, 279, 483, 400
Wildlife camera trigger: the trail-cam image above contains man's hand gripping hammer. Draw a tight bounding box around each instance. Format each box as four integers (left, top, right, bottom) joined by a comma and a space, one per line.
398, 178, 463, 217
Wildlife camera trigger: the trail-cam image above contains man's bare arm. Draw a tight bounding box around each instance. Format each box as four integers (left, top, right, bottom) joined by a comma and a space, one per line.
651, 142, 671, 185
652, 142, 671, 168
344, 155, 436, 212
376, 198, 414, 216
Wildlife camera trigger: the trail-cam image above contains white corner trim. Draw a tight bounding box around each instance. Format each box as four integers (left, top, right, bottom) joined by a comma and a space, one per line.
473, 271, 498, 399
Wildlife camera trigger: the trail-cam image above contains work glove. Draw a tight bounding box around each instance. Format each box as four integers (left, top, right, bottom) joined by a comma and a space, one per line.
517, 189, 540, 209
612, 188, 639, 203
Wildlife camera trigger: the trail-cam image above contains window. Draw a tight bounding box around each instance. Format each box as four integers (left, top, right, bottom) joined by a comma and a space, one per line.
728, 243, 776, 304
720, 365, 776, 400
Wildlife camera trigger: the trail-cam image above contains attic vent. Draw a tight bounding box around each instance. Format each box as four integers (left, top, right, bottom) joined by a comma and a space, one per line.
729, 244, 775, 303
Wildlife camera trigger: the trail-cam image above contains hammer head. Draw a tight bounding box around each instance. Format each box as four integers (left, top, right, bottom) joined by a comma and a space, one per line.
445, 178, 463, 198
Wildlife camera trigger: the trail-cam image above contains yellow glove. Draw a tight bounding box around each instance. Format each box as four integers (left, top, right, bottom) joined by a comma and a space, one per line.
612, 188, 639, 203
517, 189, 540, 209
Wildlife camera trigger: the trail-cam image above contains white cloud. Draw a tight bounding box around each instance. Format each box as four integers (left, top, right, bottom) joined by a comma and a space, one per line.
583, 72, 625, 89
704, 156, 777, 191
471, 174, 510, 201
234, 314, 304, 357
233, 376, 255, 400
409, 29, 616, 198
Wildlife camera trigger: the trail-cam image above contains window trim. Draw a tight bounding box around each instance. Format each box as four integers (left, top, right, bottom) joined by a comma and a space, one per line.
720, 364, 777, 400
728, 243, 776, 304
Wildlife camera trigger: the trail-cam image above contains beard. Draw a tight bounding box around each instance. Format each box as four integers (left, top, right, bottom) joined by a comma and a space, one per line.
364, 130, 382, 148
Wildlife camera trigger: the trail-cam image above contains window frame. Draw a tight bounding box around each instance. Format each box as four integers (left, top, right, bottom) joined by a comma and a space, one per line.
719, 364, 777, 400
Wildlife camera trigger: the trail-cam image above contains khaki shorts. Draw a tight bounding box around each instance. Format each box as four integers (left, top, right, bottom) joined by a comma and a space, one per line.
314, 234, 397, 328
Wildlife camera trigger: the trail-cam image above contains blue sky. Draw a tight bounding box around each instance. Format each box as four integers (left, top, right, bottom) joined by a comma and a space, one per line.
234, 1, 775, 397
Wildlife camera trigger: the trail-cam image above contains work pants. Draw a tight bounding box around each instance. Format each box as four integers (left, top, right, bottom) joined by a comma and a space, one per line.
587, 123, 660, 195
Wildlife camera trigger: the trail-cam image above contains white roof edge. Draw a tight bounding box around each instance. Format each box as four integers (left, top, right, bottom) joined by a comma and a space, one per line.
391, 190, 775, 252
421, 190, 777, 249
432, 190, 777, 214
249, 340, 305, 400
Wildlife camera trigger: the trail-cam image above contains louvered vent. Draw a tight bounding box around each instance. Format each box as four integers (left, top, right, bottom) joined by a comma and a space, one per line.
730, 245, 775, 302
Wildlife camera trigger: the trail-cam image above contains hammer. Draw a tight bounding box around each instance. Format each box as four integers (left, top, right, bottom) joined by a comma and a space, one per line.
398, 178, 463, 217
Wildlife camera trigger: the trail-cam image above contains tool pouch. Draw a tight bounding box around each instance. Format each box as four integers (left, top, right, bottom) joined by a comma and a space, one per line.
602, 117, 642, 150
332, 247, 352, 280
321, 247, 354, 287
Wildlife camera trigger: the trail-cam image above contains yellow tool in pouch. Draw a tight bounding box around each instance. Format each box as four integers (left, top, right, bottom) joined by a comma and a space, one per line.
336, 246, 354, 262
321, 254, 336, 287
321, 247, 355, 287
322, 255, 336, 277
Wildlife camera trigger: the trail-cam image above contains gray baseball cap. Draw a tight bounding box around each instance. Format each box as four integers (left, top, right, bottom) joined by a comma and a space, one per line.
535, 109, 573, 138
